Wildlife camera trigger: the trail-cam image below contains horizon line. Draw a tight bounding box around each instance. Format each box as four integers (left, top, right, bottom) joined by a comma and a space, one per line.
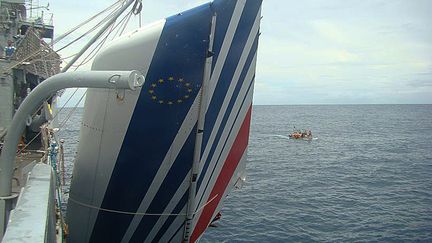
59, 103, 432, 108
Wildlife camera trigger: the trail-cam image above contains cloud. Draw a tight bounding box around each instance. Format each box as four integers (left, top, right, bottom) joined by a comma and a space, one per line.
407, 75, 432, 88
311, 20, 350, 44
409, 80, 432, 88
50, 0, 432, 105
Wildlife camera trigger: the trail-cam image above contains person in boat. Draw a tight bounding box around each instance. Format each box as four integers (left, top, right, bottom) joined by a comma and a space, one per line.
4, 40, 15, 59
289, 130, 301, 139
289, 128, 312, 139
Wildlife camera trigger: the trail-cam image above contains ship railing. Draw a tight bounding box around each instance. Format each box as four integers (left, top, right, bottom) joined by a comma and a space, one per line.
23, 14, 54, 27
0, 4, 54, 28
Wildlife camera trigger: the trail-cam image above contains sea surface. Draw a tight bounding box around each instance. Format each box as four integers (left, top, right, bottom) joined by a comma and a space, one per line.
58, 105, 432, 242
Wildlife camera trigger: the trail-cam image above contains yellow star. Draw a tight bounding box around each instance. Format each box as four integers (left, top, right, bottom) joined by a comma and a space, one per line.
168, 77, 174, 81
177, 99, 183, 103
158, 100, 164, 104
167, 101, 173, 105
185, 83, 190, 87
148, 89, 154, 94
184, 95, 189, 99
151, 96, 157, 100
158, 79, 164, 83
187, 88, 192, 93
151, 83, 157, 88
178, 78, 184, 82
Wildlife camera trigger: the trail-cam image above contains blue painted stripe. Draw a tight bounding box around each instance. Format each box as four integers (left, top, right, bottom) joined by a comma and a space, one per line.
209, 0, 237, 72
89, 4, 212, 242
196, 33, 259, 211
198, 0, 261, 194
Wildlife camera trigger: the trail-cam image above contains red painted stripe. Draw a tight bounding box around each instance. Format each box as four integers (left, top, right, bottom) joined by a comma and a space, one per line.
191, 105, 252, 242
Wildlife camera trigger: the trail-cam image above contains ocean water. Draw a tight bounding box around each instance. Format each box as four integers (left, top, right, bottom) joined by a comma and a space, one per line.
58, 105, 432, 242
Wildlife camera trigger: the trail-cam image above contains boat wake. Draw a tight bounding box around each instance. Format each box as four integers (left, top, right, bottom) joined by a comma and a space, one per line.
273, 134, 290, 140
272, 134, 318, 141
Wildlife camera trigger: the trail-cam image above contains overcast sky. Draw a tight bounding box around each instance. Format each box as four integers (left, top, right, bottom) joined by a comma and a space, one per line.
47, 0, 432, 105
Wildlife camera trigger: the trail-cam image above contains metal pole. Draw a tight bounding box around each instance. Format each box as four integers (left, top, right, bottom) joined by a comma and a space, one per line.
183, 14, 217, 242
0, 70, 144, 238
61, 0, 137, 72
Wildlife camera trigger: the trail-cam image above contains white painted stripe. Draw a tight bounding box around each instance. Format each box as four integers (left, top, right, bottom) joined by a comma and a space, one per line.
192, 52, 257, 232
205, 0, 246, 112
158, 205, 188, 243
144, 171, 190, 243
120, 92, 200, 242
170, 222, 187, 243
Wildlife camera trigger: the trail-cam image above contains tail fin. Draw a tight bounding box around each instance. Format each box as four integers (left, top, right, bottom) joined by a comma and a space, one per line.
66, 0, 262, 242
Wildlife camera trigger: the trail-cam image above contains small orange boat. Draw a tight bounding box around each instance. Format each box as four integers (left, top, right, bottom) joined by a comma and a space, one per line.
289, 129, 312, 139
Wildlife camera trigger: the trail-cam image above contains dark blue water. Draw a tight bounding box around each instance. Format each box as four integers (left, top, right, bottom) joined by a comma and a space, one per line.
59, 105, 432, 242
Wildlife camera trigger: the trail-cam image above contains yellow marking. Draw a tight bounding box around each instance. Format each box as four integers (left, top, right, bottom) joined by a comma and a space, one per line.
158, 100, 164, 104
187, 88, 192, 93
148, 90, 154, 94
178, 78, 184, 82
168, 77, 174, 81
185, 83, 190, 87
177, 99, 183, 103
151, 83, 157, 88
184, 95, 189, 99
151, 96, 157, 100
158, 79, 164, 83
47, 104, 52, 115
167, 101, 173, 105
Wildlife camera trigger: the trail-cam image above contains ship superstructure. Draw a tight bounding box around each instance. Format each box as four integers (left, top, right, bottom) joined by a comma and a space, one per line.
0, 1, 62, 241
0, 0, 59, 141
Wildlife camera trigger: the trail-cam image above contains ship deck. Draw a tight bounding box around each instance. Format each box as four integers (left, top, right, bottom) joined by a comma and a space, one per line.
9, 149, 46, 194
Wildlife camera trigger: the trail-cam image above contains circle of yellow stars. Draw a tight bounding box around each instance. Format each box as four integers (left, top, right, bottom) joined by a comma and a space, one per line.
147, 76, 194, 105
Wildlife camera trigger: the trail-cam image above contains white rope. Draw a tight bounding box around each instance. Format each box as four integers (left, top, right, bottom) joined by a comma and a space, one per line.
72, 15, 119, 70
53, 0, 124, 45
68, 194, 219, 216
72, 7, 135, 70
57, 90, 87, 131
55, 3, 123, 53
